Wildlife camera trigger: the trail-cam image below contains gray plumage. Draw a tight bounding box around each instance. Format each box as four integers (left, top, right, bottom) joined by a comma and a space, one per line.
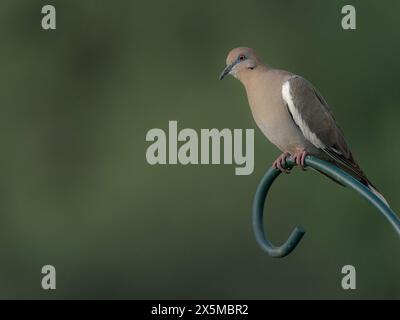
284, 75, 371, 187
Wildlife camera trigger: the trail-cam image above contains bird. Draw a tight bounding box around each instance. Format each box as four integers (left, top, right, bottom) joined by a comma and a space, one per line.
219, 47, 388, 205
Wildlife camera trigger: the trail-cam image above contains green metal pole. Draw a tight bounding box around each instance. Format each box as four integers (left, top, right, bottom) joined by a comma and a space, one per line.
252, 155, 400, 258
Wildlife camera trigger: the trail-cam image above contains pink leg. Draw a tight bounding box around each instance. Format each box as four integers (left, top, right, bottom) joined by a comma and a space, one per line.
272, 152, 291, 174
292, 149, 308, 169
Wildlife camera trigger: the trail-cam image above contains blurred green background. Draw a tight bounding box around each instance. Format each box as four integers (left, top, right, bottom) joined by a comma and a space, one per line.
0, 0, 399, 299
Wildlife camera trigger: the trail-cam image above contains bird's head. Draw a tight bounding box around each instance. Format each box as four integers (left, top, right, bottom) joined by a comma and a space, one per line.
219, 47, 261, 81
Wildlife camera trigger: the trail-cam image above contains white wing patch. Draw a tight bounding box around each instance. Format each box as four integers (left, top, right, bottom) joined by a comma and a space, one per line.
282, 80, 325, 149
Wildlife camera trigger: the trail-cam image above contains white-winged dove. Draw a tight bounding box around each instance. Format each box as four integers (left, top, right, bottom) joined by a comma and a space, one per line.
220, 47, 388, 205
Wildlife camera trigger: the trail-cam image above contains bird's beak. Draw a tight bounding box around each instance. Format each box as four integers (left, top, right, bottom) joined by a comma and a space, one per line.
219, 63, 234, 80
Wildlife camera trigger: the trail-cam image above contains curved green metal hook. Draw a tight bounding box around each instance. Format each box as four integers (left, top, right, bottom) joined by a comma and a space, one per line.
252, 155, 400, 258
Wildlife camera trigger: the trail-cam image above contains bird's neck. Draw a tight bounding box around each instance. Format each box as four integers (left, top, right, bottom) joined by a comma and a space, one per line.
238, 64, 271, 88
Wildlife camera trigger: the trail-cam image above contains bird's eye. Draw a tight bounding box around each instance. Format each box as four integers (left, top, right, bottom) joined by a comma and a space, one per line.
238, 54, 246, 61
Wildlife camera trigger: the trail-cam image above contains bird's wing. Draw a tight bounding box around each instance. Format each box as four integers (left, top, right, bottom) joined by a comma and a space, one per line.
281, 75, 369, 184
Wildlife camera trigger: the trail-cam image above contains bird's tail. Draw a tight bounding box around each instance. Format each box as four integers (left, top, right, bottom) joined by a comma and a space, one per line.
367, 183, 390, 208
311, 167, 390, 208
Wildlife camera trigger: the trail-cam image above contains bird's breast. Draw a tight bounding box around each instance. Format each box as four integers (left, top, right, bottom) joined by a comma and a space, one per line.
244, 71, 309, 153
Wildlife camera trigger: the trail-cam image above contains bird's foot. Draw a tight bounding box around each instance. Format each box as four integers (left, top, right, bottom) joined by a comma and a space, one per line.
273, 152, 291, 174
292, 149, 308, 170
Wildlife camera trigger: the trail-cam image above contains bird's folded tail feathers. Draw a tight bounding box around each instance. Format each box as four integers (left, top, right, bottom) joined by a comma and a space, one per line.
323, 150, 390, 207
367, 184, 390, 208
310, 165, 390, 208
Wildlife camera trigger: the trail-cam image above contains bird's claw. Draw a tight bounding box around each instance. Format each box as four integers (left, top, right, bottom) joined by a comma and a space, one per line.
273, 152, 291, 174
293, 150, 308, 170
